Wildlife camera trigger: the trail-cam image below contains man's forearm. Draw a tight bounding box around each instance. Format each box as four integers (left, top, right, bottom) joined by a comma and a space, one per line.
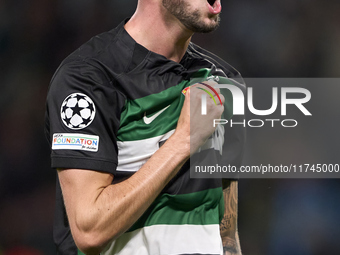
59, 132, 190, 255
220, 180, 241, 255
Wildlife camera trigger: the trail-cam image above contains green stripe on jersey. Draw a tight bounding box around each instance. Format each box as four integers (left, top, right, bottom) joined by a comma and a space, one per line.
117, 68, 235, 142
128, 187, 224, 232
78, 249, 85, 255
117, 80, 187, 141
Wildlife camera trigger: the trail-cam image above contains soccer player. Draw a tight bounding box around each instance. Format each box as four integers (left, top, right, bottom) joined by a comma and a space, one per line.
45, 0, 245, 254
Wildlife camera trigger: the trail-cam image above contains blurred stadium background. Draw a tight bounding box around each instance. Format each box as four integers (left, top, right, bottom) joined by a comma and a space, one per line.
1, 0, 340, 254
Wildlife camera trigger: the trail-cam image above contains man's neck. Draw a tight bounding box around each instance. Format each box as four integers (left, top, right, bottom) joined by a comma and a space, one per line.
124, 3, 193, 63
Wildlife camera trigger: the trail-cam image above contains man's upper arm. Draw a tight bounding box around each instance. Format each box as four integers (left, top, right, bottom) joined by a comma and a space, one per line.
57, 168, 114, 220
46, 61, 123, 174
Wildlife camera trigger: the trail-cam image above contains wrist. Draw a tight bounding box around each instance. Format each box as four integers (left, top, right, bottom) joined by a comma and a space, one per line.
167, 129, 191, 157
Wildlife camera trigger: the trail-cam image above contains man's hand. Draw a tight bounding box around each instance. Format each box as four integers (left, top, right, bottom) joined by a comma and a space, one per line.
176, 80, 225, 154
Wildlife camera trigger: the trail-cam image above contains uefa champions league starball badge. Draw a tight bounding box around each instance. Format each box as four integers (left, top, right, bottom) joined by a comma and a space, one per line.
60, 93, 96, 130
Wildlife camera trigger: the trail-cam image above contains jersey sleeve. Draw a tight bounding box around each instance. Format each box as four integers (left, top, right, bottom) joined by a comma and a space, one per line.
45, 60, 125, 175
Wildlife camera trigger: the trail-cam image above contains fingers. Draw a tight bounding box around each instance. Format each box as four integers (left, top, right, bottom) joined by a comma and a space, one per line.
194, 80, 224, 106
219, 93, 225, 105
179, 79, 225, 152
184, 79, 225, 108
198, 80, 220, 93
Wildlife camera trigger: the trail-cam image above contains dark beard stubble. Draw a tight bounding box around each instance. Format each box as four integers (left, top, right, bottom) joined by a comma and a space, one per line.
162, 0, 220, 33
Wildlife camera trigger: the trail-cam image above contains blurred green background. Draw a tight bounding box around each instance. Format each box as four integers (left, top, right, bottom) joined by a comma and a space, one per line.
1, 0, 339, 254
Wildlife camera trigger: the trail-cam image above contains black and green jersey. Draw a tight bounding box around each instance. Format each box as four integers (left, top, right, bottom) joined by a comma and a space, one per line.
45, 19, 245, 255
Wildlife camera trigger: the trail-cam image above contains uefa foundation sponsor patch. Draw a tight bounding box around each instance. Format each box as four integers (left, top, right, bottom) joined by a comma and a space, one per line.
52, 133, 99, 152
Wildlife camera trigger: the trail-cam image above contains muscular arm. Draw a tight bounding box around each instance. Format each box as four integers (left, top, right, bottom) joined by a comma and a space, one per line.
220, 179, 242, 255
58, 83, 225, 255
58, 133, 190, 255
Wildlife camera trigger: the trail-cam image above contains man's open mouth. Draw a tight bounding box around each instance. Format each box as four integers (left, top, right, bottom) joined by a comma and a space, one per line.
207, 0, 221, 14
207, 0, 217, 8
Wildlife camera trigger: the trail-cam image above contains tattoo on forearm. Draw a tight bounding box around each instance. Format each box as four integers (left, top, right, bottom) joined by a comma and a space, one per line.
220, 180, 240, 254
220, 214, 232, 231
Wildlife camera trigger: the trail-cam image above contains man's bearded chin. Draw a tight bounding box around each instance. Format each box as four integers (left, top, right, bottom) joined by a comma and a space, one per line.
162, 0, 220, 33
185, 13, 220, 33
